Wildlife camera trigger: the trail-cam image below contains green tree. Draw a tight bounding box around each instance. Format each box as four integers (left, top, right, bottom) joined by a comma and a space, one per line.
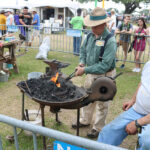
77, 0, 149, 14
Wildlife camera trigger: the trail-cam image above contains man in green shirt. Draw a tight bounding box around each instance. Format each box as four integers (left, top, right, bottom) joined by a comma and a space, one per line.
70, 9, 84, 55
72, 7, 117, 138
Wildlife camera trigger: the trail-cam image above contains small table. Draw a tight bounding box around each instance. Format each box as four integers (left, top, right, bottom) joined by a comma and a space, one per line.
0, 40, 20, 73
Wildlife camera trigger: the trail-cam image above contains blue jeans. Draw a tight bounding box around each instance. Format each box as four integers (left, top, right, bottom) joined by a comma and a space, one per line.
98, 107, 150, 150
73, 36, 82, 55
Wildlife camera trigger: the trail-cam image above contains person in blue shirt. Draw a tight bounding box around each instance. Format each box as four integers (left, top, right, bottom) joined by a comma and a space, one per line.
29, 8, 40, 46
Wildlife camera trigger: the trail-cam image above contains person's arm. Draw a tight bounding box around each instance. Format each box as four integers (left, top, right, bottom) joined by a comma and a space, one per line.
19, 19, 26, 25
126, 114, 150, 135
122, 82, 141, 111
24, 14, 32, 19
115, 24, 121, 34
10, 17, 13, 25
125, 24, 133, 34
115, 28, 120, 34
32, 16, 37, 25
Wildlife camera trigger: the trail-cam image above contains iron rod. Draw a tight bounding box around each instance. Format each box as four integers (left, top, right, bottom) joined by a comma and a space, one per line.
22, 92, 25, 120
0, 136, 3, 150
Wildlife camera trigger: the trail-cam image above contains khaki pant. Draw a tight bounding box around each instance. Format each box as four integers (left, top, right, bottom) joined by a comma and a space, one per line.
80, 69, 116, 132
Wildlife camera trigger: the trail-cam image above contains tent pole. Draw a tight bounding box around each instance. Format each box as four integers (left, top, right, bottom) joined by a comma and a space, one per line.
95, 0, 97, 7
102, 0, 105, 8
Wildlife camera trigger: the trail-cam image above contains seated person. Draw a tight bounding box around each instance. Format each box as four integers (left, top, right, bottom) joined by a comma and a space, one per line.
98, 60, 150, 150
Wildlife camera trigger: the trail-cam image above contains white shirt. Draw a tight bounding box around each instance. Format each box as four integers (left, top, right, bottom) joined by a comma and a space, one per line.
133, 61, 150, 115
109, 15, 116, 30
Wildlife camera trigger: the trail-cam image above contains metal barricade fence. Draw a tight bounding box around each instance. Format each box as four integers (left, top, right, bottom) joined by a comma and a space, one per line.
0, 114, 127, 150
1, 24, 150, 64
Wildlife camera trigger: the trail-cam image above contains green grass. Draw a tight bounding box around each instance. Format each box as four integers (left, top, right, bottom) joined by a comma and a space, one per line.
0, 49, 141, 150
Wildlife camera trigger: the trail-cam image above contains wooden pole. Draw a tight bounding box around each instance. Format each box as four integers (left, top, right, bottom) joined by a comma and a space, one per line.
102, 0, 105, 8
95, 0, 97, 7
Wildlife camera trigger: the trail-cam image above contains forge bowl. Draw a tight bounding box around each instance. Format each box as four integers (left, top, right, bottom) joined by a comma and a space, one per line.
17, 85, 89, 109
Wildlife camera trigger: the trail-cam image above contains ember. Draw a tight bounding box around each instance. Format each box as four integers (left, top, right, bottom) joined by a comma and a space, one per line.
17, 77, 83, 102
50, 72, 61, 87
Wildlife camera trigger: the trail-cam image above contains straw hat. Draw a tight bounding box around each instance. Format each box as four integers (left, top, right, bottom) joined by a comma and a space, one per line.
84, 7, 111, 27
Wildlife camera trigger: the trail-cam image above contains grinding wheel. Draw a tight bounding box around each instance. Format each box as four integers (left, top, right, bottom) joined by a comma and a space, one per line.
88, 77, 117, 101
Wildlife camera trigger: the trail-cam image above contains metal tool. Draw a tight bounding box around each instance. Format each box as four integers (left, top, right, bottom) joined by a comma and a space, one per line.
65, 69, 77, 81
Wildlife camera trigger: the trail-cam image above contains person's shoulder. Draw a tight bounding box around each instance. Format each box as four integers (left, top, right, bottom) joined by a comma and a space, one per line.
129, 23, 133, 28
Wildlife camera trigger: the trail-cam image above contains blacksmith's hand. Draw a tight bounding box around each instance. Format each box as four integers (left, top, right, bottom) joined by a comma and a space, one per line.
122, 101, 134, 111
79, 63, 85, 67
75, 66, 85, 76
125, 121, 137, 135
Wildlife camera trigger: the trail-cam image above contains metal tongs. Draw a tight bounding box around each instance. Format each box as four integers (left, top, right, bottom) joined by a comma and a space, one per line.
65, 69, 77, 81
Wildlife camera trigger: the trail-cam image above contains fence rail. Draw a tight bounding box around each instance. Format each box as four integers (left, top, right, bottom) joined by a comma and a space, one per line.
0, 24, 150, 64
0, 114, 127, 150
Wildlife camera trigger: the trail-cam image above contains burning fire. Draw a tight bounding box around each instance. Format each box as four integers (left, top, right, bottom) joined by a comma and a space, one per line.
50, 72, 61, 87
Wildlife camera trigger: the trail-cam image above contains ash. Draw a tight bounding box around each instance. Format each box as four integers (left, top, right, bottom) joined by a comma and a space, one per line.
17, 77, 83, 102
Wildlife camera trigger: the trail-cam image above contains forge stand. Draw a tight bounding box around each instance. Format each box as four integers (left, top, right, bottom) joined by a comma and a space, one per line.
21, 92, 81, 150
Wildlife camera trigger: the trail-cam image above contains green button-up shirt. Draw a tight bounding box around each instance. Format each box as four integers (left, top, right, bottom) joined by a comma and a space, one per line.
80, 28, 117, 74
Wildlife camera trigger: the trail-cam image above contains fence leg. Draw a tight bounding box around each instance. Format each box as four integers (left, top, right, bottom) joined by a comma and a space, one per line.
0, 136, 3, 150
13, 127, 19, 150
40, 104, 46, 150
33, 133, 37, 150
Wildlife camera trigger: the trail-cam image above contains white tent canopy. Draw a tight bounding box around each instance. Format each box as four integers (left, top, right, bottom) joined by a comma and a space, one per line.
0, 0, 80, 11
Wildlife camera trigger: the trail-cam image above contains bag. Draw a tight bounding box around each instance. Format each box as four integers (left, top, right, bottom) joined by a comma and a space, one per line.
36, 36, 50, 60
128, 40, 135, 53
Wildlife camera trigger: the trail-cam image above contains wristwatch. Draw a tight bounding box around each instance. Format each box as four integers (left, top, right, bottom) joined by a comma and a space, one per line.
135, 120, 142, 128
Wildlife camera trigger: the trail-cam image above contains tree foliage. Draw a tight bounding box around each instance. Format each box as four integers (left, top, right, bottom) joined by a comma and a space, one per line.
77, 0, 150, 14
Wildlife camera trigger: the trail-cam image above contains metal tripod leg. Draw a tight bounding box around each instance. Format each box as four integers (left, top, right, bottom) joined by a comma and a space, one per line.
76, 108, 80, 136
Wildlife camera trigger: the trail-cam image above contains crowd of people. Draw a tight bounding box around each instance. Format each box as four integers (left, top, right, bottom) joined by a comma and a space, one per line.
0, 6, 40, 51
108, 11, 149, 72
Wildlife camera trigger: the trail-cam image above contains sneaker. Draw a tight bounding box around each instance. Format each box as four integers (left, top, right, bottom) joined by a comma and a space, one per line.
16, 49, 20, 52
120, 64, 125, 69
135, 68, 141, 73
132, 68, 137, 72
72, 122, 90, 129
87, 129, 99, 138
25, 48, 28, 52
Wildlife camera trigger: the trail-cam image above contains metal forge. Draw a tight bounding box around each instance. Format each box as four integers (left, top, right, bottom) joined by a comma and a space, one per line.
17, 59, 121, 150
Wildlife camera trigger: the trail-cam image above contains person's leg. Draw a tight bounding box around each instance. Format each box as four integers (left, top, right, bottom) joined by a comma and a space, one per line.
73, 37, 76, 55
138, 124, 150, 150
122, 42, 129, 65
97, 107, 145, 146
80, 74, 97, 125
76, 36, 82, 55
93, 101, 109, 132
120, 42, 129, 68
132, 50, 137, 72
25, 30, 29, 52
80, 102, 96, 125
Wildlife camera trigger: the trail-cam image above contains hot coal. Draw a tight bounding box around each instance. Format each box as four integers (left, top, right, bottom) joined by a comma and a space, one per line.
17, 77, 83, 102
